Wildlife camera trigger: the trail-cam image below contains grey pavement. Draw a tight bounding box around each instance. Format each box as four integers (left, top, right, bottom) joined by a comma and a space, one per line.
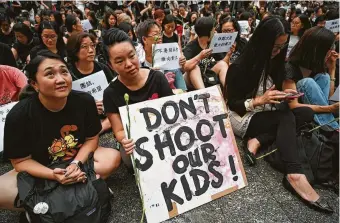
0, 133, 338, 223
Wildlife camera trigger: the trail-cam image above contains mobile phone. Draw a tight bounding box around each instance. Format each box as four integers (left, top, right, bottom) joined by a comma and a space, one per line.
285, 92, 304, 99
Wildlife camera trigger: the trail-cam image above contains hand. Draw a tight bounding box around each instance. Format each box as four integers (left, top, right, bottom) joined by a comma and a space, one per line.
257, 85, 286, 105
325, 50, 339, 70
121, 138, 135, 155
179, 55, 186, 68
96, 100, 104, 115
227, 43, 236, 57
53, 167, 86, 185
199, 49, 213, 60
283, 88, 298, 101
330, 102, 339, 113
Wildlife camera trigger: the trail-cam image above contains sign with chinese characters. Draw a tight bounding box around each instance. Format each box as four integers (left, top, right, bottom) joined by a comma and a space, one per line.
238, 21, 250, 35
152, 43, 181, 70
72, 71, 108, 101
209, 32, 238, 54
81, 19, 93, 31
0, 102, 18, 152
286, 35, 299, 58
119, 86, 247, 223
325, 19, 339, 33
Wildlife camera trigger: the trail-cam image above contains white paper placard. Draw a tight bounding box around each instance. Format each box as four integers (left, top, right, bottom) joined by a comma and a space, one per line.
152, 43, 181, 70
325, 19, 340, 33
330, 86, 339, 102
0, 102, 18, 152
119, 86, 247, 223
209, 32, 238, 54
286, 35, 299, 58
138, 0, 146, 4
238, 21, 250, 35
81, 19, 93, 31
72, 70, 108, 101
255, 19, 260, 27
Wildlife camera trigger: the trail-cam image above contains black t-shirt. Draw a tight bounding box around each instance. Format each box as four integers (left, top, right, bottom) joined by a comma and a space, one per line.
0, 30, 15, 47
30, 44, 67, 62
13, 37, 40, 62
183, 38, 215, 68
0, 42, 17, 67
68, 61, 114, 83
200, 8, 213, 17
162, 32, 179, 44
4, 91, 101, 166
103, 69, 174, 114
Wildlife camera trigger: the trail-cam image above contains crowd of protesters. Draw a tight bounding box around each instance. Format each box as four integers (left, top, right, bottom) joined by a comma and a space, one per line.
0, 0, 339, 221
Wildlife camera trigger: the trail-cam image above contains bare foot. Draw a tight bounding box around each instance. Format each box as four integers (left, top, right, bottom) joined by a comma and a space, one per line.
247, 138, 261, 155
287, 174, 319, 202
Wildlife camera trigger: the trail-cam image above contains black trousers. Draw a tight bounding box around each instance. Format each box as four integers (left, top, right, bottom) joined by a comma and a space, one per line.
245, 107, 314, 174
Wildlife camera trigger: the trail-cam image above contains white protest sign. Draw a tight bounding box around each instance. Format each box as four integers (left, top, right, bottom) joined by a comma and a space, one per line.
286, 35, 299, 58
72, 70, 108, 101
138, 0, 146, 4
255, 19, 260, 27
329, 86, 339, 102
152, 43, 181, 70
210, 32, 237, 54
119, 86, 247, 223
0, 102, 18, 152
325, 19, 340, 33
238, 20, 250, 35
81, 19, 93, 31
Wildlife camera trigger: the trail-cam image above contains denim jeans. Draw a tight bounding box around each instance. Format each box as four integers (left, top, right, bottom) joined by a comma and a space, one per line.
165, 68, 187, 91
297, 73, 339, 130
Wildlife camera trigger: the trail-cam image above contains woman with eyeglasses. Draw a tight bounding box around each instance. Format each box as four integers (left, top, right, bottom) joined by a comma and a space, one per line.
284, 26, 339, 130
29, 21, 67, 63
225, 16, 333, 213
213, 16, 248, 65
66, 32, 114, 134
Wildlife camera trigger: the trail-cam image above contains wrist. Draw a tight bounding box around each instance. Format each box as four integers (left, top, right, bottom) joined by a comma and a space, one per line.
253, 97, 262, 107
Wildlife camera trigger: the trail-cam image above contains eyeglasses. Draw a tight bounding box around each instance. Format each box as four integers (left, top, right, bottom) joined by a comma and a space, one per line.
147, 33, 163, 40
273, 43, 289, 51
80, 43, 96, 50
222, 28, 235, 33
291, 21, 301, 26
42, 34, 57, 40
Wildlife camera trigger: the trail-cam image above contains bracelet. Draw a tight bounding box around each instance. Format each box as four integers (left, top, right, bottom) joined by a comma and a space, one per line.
330, 78, 336, 82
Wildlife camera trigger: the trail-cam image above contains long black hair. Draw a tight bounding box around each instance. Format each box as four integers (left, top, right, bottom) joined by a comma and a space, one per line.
233, 16, 290, 97
13, 22, 34, 43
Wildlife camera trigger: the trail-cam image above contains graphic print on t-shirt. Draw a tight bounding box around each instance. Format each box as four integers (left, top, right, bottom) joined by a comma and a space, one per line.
48, 125, 82, 162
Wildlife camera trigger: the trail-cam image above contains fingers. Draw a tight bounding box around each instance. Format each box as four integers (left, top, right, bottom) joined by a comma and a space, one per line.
269, 100, 282, 104
284, 89, 298, 94
53, 168, 66, 174
269, 85, 276, 91
122, 138, 135, 154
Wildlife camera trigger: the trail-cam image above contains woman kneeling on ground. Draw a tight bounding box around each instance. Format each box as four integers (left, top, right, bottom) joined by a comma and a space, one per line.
225, 16, 333, 213
0, 51, 120, 211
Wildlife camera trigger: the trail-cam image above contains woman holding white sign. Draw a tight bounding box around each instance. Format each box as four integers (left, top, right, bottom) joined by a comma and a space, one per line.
226, 16, 333, 213
102, 29, 173, 167
66, 32, 114, 134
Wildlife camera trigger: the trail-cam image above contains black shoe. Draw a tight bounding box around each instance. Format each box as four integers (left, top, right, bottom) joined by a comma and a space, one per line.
282, 176, 334, 214
242, 138, 256, 166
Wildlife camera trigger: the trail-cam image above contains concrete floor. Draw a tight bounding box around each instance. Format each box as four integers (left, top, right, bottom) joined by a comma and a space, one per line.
0, 133, 338, 223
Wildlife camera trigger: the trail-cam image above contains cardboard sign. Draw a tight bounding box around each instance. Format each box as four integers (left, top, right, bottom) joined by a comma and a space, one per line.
81, 19, 93, 31
286, 35, 299, 58
0, 102, 18, 152
72, 70, 108, 101
325, 19, 340, 33
329, 86, 339, 102
152, 43, 181, 70
119, 86, 247, 223
238, 21, 250, 35
209, 32, 237, 54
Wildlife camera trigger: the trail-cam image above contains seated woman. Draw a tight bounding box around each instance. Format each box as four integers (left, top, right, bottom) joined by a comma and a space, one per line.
284, 26, 339, 130
29, 21, 67, 63
0, 51, 120, 211
11, 22, 40, 67
102, 28, 173, 167
63, 14, 83, 43
225, 16, 333, 213
136, 19, 187, 92
66, 32, 114, 134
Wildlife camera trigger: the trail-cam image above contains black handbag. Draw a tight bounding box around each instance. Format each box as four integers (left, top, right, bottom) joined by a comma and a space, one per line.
15, 153, 111, 223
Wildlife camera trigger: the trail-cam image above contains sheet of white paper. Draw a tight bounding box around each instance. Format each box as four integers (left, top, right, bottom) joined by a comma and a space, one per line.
72, 70, 108, 101
81, 19, 93, 31
286, 35, 299, 58
329, 86, 339, 102
152, 43, 181, 70
209, 32, 237, 54
0, 102, 18, 152
238, 21, 250, 35
325, 19, 340, 33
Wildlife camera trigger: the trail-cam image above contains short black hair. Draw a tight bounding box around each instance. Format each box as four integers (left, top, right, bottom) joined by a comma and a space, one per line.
136, 19, 159, 46
66, 32, 96, 63
13, 22, 33, 41
103, 28, 134, 60
195, 17, 215, 38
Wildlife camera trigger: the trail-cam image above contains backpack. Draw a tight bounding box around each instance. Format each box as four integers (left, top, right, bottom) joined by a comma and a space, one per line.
15, 153, 111, 223
264, 123, 339, 185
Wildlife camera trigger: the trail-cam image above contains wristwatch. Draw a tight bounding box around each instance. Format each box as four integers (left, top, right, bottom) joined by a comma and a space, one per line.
70, 160, 83, 170
244, 99, 255, 111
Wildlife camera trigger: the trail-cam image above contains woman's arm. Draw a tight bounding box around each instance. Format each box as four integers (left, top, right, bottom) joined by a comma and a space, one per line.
283, 79, 336, 113
11, 48, 18, 60
11, 156, 55, 180
107, 113, 125, 143
73, 135, 99, 164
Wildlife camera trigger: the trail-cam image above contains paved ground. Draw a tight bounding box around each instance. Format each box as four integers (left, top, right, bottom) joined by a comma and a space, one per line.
0, 133, 338, 223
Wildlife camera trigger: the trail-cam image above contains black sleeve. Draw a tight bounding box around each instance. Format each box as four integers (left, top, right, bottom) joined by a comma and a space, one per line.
103, 86, 119, 114
84, 94, 102, 137
29, 46, 39, 59
3, 106, 31, 159
183, 46, 194, 60
226, 64, 248, 116
156, 71, 174, 97
100, 62, 114, 82
174, 33, 179, 43
0, 43, 17, 67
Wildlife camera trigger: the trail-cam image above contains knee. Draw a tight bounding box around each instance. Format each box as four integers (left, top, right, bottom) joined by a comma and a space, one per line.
279, 110, 296, 126
297, 78, 317, 91
95, 148, 121, 179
